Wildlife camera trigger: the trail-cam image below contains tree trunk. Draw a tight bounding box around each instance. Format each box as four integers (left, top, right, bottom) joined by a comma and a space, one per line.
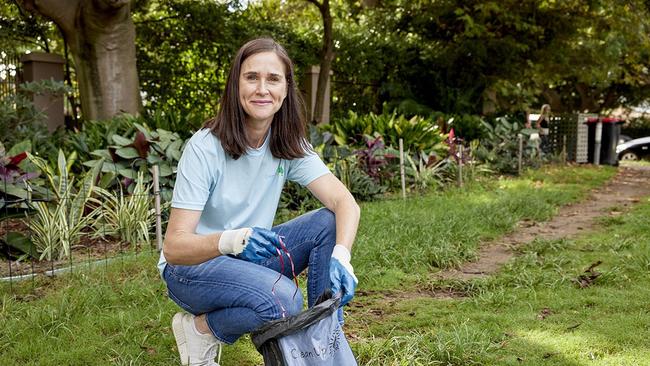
308, 0, 333, 124
575, 82, 597, 113
18, 0, 142, 121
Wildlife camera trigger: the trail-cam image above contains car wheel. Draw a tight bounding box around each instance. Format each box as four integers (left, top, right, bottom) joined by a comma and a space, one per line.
620, 151, 639, 161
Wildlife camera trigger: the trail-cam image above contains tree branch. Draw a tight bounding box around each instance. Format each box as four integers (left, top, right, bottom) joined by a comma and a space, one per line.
305, 0, 324, 12
16, 0, 79, 36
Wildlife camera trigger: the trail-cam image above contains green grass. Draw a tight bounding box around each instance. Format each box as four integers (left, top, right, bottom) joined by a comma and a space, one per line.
3, 164, 643, 365
354, 164, 615, 290
348, 187, 650, 365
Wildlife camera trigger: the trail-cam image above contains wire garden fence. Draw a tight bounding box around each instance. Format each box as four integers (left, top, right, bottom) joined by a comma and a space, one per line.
1, 164, 164, 293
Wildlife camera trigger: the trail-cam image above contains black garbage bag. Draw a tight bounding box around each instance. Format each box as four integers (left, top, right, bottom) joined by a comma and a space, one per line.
251, 291, 357, 366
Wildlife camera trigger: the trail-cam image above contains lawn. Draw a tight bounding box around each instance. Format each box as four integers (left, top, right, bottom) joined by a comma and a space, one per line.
4, 164, 647, 365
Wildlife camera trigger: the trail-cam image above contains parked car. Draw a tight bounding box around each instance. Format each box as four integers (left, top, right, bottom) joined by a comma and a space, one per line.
616, 136, 650, 161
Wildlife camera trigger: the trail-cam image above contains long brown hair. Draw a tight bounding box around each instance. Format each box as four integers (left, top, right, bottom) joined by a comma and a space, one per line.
204, 38, 310, 160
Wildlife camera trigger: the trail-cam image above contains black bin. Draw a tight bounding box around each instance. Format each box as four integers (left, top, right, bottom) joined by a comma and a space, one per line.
585, 117, 625, 166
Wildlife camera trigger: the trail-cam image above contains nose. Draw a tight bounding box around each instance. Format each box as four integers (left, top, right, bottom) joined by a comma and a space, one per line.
255, 80, 269, 95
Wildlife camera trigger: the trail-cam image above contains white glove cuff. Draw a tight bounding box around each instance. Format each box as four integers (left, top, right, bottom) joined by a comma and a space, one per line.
332, 245, 357, 283
331, 244, 351, 263
218, 228, 252, 255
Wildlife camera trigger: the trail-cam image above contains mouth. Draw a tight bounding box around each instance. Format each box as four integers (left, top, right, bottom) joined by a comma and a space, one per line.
251, 100, 272, 106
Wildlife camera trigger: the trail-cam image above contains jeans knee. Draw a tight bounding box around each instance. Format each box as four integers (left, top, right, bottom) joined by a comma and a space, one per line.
260, 277, 303, 319
281, 289, 304, 316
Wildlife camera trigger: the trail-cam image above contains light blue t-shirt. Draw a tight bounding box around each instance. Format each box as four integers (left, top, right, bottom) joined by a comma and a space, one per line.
157, 128, 331, 275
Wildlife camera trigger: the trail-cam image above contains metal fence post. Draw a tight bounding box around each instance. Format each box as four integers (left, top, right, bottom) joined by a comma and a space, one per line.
399, 139, 406, 199
518, 134, 523, 175
152, 165, 163, 251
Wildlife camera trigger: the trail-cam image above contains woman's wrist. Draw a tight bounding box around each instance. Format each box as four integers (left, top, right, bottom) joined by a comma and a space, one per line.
218, 228, 252, 255
331, 244, 351, 262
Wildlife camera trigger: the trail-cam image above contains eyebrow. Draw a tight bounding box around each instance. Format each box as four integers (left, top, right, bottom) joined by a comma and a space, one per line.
242, 71, 284, 78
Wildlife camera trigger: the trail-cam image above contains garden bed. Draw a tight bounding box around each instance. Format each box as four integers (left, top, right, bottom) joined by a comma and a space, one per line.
0, 217, 155, 278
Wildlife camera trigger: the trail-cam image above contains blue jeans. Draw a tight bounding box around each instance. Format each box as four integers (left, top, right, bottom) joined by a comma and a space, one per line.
163, 208, 338, 344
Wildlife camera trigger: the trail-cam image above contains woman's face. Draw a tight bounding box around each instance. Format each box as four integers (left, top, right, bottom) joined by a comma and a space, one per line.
238, 51, 288, 127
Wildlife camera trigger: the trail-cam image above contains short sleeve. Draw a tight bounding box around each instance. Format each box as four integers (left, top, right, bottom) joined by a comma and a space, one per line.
286, 147, 331, 187
171, 133, 218, 211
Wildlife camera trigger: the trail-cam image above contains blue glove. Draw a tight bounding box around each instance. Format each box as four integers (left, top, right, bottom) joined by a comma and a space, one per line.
239, 227, 282, 263
330, 245, 358, 307
218, 227, 282, 263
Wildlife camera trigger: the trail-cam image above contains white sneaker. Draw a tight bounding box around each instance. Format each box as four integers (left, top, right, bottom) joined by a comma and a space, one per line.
172, 312, 223, 366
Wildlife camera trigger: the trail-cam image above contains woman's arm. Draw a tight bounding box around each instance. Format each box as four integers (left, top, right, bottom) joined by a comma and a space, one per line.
163, 208, 282, 265
308, 173, 360, 305
162, 208, 223, 265
306, 173, 360, 251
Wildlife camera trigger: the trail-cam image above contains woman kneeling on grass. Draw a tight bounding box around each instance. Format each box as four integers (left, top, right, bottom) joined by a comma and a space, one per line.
159, 37, 360, 366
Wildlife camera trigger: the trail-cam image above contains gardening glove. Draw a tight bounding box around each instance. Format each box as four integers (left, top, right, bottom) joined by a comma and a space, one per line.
330, 245, 358, 307
218, 227, 282, 263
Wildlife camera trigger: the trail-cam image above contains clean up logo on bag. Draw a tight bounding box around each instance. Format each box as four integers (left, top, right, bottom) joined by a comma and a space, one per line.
290, 326, 342, 360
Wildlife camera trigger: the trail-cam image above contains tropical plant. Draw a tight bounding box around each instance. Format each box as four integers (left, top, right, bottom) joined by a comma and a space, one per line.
92, 171, 156, 247
141, 108, 207, 140
65, 115, 135, 166
446, 114, 488, 142
82, 121, 185, 202
474, 117, 540, 174
405, 153, 448, 192
0, 140, 41, 201
0, 140, 43, 261
329, 150, 386, 202
311, 127, 386, 201
355, 136, 397, 182
325, 108, 446, 154
25, 150, 103, 260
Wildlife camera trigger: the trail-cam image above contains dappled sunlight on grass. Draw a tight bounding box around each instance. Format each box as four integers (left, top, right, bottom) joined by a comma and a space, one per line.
619, 159, 650, 168
508, 328, 650, 365
523, 164, 616, 186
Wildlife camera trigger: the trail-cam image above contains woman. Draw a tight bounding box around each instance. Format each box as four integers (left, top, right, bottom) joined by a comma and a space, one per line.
536, 104, 551, 153
159, 38, 360, 366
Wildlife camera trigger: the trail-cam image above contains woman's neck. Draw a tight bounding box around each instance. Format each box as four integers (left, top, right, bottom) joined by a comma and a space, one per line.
245, 120, 272, 148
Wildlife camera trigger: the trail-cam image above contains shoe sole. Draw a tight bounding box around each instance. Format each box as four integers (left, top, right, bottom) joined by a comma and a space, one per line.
172, 312, 190, 366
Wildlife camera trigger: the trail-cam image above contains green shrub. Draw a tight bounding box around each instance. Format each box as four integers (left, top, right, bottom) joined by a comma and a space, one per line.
141, 108, 207, 140
65, 115, 135, 166
473, 117, 541, 174
446, 113, 488, 141
324, 108, 445, 153
26, 150, 103, 260
0, 140, 47, 201
92, 172, 157, 247
82, 121, 184, 202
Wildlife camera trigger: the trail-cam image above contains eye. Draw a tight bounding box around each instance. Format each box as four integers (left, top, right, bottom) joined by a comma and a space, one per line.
268, 75, 281, 83
245, 74, 258, 81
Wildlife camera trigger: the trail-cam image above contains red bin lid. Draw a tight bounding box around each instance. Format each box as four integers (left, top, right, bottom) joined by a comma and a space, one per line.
585, 117, 625, 124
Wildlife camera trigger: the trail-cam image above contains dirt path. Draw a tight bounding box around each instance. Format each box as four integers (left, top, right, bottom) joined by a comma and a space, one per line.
437, 165, 650, 281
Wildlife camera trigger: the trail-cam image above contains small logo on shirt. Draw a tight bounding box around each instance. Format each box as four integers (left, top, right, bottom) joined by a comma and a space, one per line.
276, 165, 284, 176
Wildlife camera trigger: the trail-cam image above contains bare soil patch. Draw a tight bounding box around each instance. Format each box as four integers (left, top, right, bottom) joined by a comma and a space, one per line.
437, 165, 650, 281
